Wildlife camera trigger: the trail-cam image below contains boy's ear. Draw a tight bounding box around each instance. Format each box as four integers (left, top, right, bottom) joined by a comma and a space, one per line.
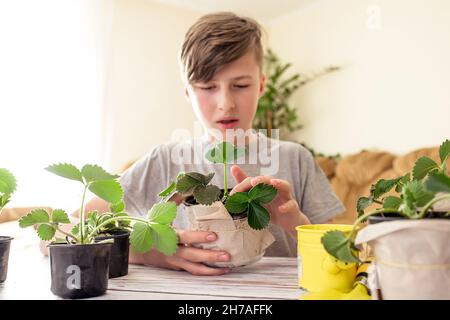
258, 74, 266, 98
184, 86, 191, 103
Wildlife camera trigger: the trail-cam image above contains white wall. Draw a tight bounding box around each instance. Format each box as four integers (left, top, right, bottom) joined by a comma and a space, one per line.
104, 0, 202, 172
268, 0, 450, 155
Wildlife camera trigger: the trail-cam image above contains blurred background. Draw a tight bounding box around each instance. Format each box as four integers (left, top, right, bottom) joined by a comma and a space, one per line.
1, 0, 449, 214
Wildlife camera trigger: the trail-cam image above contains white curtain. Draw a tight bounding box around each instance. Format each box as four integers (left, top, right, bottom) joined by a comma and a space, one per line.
0, 0, 113, 212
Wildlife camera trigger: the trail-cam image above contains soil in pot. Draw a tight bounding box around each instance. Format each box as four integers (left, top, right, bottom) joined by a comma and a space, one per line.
49, 242, 111, 299
0, 236, 13, 283
368, 211, 450, 224
95, 230, 130, 278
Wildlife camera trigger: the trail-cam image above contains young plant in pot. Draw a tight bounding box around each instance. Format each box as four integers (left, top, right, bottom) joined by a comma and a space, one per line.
159, 142, 278, 268
19, 164, 177, 299
321, 139, 450, 299
0, 168, 17, 283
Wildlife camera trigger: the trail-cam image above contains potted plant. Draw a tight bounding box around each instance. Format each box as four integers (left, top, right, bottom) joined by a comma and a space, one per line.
19, 163, 177, 299
0, 168, 16, 283
159, 141, 278, 268
321, 139, 450, 299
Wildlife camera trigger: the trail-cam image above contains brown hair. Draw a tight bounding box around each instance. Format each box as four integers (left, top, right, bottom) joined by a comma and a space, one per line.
180, 12, 264, 83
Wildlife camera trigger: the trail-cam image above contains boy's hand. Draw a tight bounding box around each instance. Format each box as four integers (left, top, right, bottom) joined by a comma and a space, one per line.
230, 165, 310, 238
130, 230, 232, 276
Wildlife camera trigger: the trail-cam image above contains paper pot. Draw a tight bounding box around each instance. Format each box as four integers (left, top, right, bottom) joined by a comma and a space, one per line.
355, 219, 450, 300
184, 201, 275, 268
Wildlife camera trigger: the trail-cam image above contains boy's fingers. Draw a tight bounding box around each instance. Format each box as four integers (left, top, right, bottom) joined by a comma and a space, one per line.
270, 179, 293, 195
176, 229, 217, 245
177, 258, 231, 276
250, 176, 273, 186
177, 246, 231, 264
230, 177, 252, 195
230, 165, 248, 184
279, 199, 299, 213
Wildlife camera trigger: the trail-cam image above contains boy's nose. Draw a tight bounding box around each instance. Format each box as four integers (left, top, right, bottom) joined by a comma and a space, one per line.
217, 89, 236, 111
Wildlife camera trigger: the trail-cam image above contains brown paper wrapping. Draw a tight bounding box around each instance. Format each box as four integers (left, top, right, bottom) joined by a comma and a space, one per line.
355, 220, 450, 299
184, 201, 275, 268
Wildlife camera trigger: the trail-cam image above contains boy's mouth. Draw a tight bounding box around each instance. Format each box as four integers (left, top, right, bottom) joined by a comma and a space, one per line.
216, 118, 239, 129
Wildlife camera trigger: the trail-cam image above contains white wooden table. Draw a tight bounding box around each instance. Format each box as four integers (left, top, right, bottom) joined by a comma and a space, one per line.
0, 221, 305, 300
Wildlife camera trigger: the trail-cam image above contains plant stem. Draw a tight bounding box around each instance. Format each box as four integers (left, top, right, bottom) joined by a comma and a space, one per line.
87, 216, 154, 241
55, 225, 79, 243
79, 184, 88, 244
223, 162, 228, 200
417, 194, 450, 219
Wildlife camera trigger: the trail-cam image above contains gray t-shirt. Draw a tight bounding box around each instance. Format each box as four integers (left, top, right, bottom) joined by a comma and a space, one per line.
119, 133, 344, 257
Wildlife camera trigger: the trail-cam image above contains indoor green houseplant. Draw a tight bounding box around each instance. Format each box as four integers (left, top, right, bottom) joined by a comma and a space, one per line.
321, 139, 450, 299
0, 168, 17, 283
159, 141, 278, 267
19, 164, 177, 299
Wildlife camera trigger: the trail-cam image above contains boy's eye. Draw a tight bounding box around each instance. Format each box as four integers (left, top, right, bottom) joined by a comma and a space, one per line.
199, 85, 215, 90
234, 84, 250, 89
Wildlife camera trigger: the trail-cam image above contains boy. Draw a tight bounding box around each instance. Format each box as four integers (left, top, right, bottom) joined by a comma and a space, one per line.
70, 12, 345, 276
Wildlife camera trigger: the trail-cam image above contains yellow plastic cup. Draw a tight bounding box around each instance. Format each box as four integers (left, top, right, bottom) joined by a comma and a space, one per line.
296, 224, 357, 293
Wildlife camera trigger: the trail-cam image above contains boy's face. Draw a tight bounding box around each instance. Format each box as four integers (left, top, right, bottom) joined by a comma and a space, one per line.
185, 50, 266, 138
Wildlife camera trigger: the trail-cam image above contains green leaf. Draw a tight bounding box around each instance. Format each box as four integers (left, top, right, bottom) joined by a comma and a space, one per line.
81, 164, 119, 183
37, 224, 56, 241
225, 192, 250, 214
371, 177, 401, 199
395, 173, 411, 193
248, 183, 277, 203
175, 173, 202, 193
247, 202, 270, 230
150, 224, 178, 256
45, 163, 83, 183
425, 172, 450, 194
110, 201, 125, 213
0, 168, 17, 195
71, 223, 80, 236
19, 209, 50, 228
321, 231, 359, 263
185, 172, 215, 185
114, 212, 131, 229
356, 197, 373, 215
205, 142, 245, 164
383, 196, 403, 210
51, 209, 70, 224
148, 202, 177, 224
439, 139, 450, 163
402, 180, 435, 208
0, 194, 11, 210
130, 222, 153, 253
193, 185, 221, 205
412, 157, 439, 180
158, 181, 176, 197
88, 180, 123, 204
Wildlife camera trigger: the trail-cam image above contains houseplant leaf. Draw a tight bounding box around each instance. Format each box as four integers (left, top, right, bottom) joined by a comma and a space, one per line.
175, 173, 202, 193
51, 209, 70, 224
130, 222, 153, 253
205, 142, 244, 164
371, 177, 401, 199
402, 180, 435, 208
148, 202, 177, 225
383, 196, 403, 210
150, 224, 178, 256
225, 192, 250, 214
185, 172, 215, 185
247, 202, 270, 230
81, 164, 119, 183
356, 197, 373, 215
248, 183, 277, 203
412, 157, 439, 180
425, 172, 450, 193
19, 209, 50, 227
0, 168, 17, 195
45, 163, 83, 183
37, 224, 56, 241
110, 200, 125, 213
158, 181, 176, 197
88, 180, 123, 204
193, 185, 221, 205
321, 230, 359, 263
439, 139, 450, 163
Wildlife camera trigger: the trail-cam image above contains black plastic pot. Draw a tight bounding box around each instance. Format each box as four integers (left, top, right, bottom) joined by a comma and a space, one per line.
368, 211, 450, 225
95, 231, 130, 278
0, 236, 13, 283
48, 242, 111, 299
